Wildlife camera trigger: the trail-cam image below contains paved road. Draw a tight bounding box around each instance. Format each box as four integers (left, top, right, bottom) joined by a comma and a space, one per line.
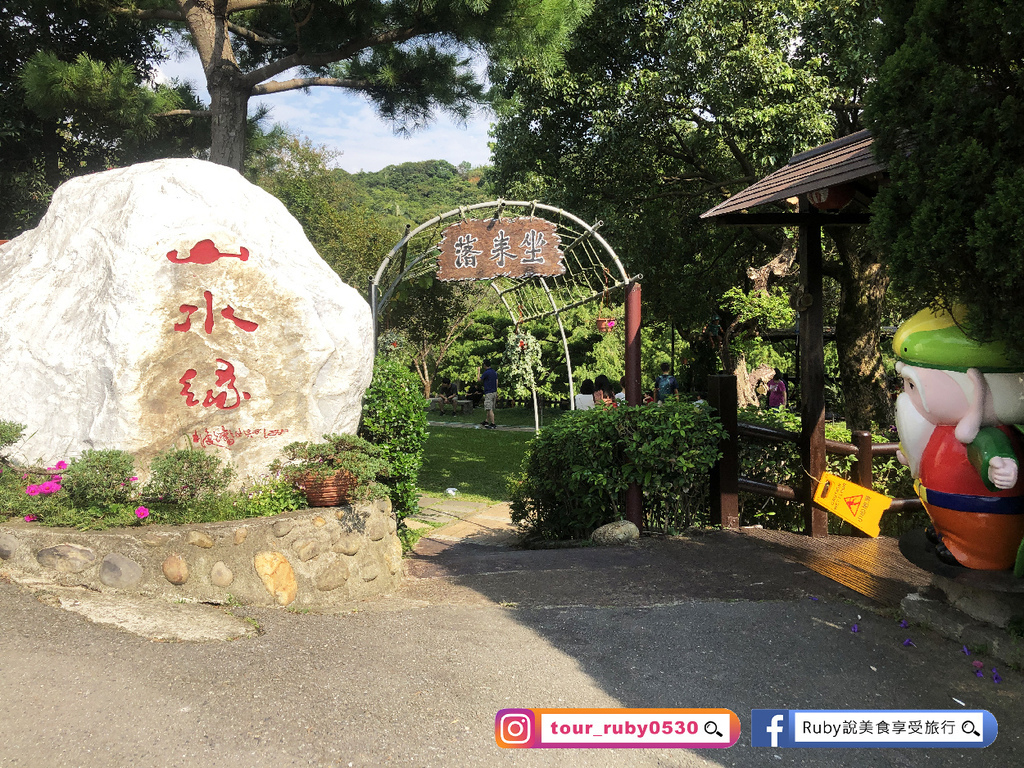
0, 502, 1019, 767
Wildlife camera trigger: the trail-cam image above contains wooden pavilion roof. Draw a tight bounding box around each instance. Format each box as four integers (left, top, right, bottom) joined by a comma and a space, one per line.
701, 130, 885, 219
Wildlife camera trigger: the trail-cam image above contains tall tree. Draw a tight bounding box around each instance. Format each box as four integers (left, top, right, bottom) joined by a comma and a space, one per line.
491, 0, 833, 374
89, 0, 593, 170
866, 0, 1024, 360
492, 0, 894, 425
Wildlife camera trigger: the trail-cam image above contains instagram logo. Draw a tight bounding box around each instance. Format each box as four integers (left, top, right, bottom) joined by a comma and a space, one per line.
496, 709, 534, 747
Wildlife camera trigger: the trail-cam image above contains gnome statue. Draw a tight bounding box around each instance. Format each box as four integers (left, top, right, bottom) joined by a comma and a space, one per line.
894, 306, 1024, 570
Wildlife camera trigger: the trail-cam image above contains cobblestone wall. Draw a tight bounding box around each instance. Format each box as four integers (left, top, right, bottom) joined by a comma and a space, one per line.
0, 499, 402, 607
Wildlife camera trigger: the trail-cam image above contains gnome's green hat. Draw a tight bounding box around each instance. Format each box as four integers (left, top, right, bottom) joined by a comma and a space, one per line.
893, 306, 1023, 373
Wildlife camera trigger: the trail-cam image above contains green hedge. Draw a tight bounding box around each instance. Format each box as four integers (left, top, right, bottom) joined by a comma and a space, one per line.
359, 354, 428, 521
509, 401, 725, 540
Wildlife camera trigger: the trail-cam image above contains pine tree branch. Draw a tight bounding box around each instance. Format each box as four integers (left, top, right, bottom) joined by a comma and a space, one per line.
110, 7, 184, 22
227, 21, 284, 46
227, 0, 282, 12
155, 109, 211, 117
244, 26, 423, 88
252, 77, 373, 96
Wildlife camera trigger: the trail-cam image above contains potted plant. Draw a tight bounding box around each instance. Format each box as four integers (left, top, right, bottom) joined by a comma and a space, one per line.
269, 434, 391, 507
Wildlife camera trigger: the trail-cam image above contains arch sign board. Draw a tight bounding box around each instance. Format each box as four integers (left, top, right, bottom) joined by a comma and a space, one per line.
436, 217, 565, 281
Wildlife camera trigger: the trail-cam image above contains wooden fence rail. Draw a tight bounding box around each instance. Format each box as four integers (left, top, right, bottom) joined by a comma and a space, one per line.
709, 374, 923, 535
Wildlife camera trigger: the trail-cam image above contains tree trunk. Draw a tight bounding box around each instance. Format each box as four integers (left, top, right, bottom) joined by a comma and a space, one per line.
179, 0, 248, 171
829, 228, 892, 430
207, 70, 249, 171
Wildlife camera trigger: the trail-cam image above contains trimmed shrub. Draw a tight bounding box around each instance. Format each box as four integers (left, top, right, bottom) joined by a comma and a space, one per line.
144, 447, 234, 504
509, 401, 725, 540
0, 420, 25, 454
63, 449, 139, 508
359, 354, 428, 520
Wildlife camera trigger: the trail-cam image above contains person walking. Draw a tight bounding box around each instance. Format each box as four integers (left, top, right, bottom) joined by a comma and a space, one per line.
479, 360, 498, 429
654, 362, 678, 405
767, 369, 788, 409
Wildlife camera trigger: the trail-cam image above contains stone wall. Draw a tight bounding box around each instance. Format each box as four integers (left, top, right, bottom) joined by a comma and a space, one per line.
0, 500, 402, 608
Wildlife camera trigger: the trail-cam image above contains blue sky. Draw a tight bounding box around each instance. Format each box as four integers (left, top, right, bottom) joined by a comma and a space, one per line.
155, 52, 494, 174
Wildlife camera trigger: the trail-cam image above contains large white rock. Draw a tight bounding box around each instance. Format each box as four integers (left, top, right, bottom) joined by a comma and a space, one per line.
0, 159, 373, 479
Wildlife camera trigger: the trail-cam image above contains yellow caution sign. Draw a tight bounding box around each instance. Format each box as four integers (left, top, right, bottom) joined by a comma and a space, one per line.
812, 472, 892, 537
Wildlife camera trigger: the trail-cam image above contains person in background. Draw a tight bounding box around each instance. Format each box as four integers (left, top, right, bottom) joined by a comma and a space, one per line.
575, 379, 596, 410
478, 360, 498, 429
767, 368, 788, 409
615, 376, 626, 402
654, 362, 678, 405
437, 377, 459, 416
593, 374, 615, 406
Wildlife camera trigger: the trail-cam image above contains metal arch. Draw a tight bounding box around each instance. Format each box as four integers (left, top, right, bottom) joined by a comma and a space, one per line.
371, 200, 639, 428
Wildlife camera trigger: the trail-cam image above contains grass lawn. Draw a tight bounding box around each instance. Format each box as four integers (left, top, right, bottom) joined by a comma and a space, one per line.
426, 404, 569, 429
417, 425, 535, 503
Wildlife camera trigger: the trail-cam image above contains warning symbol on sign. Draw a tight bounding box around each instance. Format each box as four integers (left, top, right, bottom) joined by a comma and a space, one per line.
812, 472, 892, 537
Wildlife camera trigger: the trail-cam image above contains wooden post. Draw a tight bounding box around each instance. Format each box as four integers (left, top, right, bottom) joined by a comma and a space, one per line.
625, 282, 643, 529
852, 430, 873, 489
798, 198, 828, 537
708, 374, 739, 530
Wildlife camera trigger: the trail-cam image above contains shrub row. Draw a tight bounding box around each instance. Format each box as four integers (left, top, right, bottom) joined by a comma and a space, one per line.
509, 401, 725, 540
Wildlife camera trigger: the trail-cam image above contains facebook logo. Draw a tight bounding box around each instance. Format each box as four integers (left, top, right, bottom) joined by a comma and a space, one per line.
751, 710, 789, 747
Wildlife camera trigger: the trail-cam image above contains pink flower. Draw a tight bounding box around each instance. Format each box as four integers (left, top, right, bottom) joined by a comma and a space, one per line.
21, 473, 28, 479
128, 476, 138, 482
52, 483, 62, 492
24, 515, 36, 522
55, 460, 68, 470
52, 475, 62, 481
135, 506, 149, 520
38, 481, 55, 495
25, 485, 40, 496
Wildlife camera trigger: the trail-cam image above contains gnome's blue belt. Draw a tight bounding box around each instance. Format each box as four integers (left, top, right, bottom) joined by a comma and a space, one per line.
917, 484, 1024, 515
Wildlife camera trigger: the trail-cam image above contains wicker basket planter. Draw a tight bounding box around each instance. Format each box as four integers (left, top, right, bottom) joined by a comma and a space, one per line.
297, 470, 357, 507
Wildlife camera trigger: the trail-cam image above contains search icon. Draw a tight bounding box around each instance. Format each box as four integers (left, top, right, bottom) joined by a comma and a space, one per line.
704, 721, 724, 738
962, 721, 981, 737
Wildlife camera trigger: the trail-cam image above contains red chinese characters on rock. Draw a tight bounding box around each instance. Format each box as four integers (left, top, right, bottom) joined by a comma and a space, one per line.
174, 290, 259, 334
192, 426, 290, 448
166, 240, 249, 265
166, 239, 260, 412
179, 359, 251, 410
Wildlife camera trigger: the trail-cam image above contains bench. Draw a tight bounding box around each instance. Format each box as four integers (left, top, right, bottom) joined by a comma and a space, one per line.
427, 397, 474, 414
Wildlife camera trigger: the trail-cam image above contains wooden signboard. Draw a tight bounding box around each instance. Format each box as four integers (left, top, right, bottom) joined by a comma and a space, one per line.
436, 217, 565, 281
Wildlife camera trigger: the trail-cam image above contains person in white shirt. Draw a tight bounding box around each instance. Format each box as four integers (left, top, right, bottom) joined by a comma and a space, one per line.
575, 379, 595, 410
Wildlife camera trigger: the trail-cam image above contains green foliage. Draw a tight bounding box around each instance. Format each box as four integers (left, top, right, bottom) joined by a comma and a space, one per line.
144, 448, 234, 504
352, 160, 494, 232
0, 1, 206, 237
359, 355, 429, 519
736, 407, 919, 535
491, 0, 840, 336
63, 449, 139, 508
244, 477, 307, 517
502, 330, 547, 401
246, 131, 396, 297
0, 421, 25, 453
509, 401, 725, 539
721, 286, 795, 372
866, 0, 1024, 361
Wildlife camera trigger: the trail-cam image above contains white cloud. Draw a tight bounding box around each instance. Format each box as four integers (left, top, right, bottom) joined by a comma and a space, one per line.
154, 50, 493, 173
